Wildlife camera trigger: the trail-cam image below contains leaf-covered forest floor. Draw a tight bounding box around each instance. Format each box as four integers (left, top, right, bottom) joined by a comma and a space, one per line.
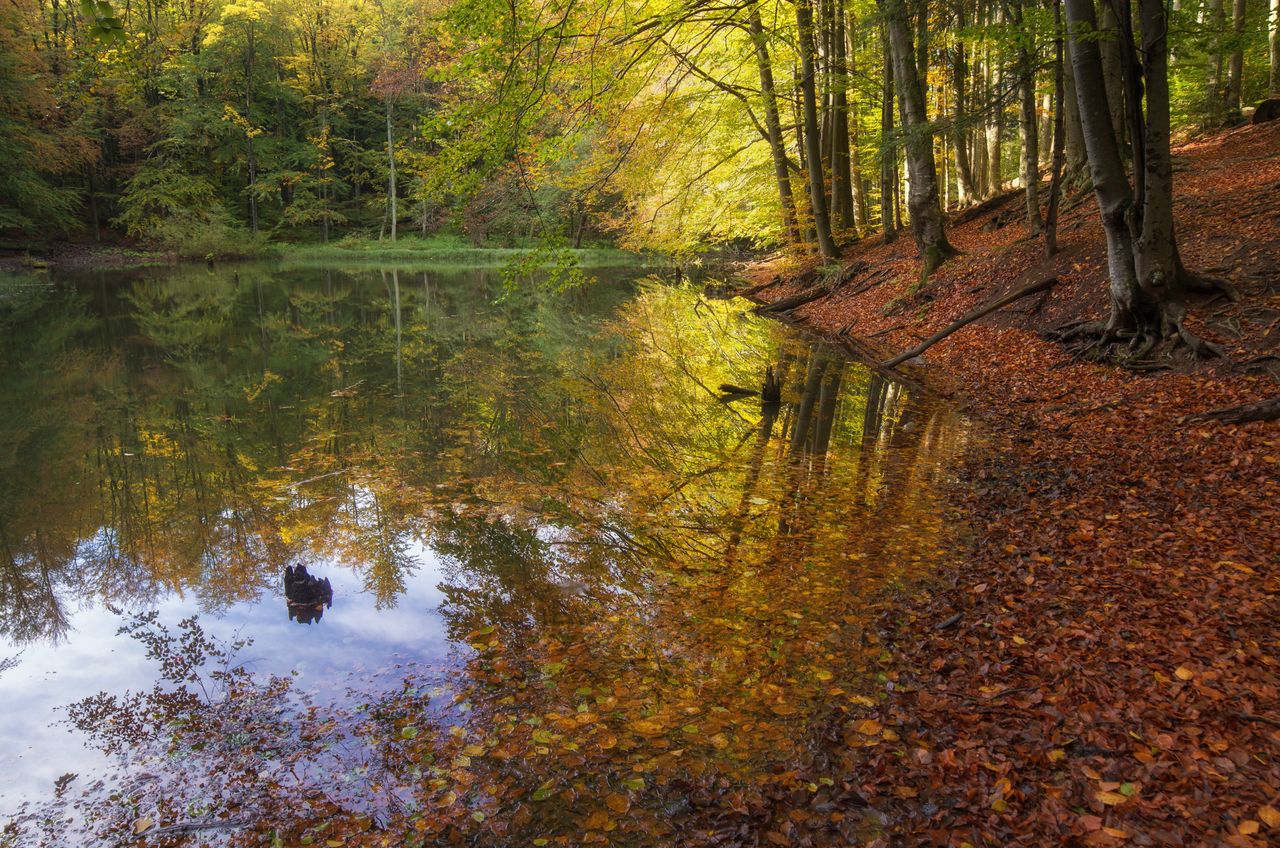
747, 121, 1280, 846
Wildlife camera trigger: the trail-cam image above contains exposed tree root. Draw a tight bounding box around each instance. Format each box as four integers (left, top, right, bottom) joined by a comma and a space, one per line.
1046, 309, 1227, 364
1196, 397, 1280, 423
1181, 271, 1241, 304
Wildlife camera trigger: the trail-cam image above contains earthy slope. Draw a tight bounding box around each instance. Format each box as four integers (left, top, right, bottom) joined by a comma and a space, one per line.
750, 121, 1280, 847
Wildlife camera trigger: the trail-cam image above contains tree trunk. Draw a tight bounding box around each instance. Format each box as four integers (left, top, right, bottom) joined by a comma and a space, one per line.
951, 4, 978, 205
1099, 3, 1129, 149
1062, 31, 1088, 176
830, 0, 856, 231
749, 0, 803, 244
386, 99, 397, 242
796, 0, 840, 258
1014, 0, 1043, 233
985, 8, 1004, 196
245, 21, 259, 235
1045, 0, 1067, 255
880, 24, 898, 243
1064, 0, 1217, 350
1226, 0, 1246, 118
1271, 0, 1279, 94
880, 0, 956, 275
848, 9, 871, 228
1206, 0, 1227, 126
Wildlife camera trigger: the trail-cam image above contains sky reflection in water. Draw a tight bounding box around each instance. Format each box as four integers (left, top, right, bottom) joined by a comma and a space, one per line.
0, 262, 971, 843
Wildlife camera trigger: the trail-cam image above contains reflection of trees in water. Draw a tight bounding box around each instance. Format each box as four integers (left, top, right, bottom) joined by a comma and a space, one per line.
0, 266, 633, 644
5, 281, 973, 846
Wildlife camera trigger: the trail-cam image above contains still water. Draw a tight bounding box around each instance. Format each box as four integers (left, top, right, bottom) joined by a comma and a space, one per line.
0, 262, 970, 845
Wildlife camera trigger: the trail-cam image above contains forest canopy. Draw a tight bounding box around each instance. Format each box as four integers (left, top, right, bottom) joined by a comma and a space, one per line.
0, 0, 1277, 255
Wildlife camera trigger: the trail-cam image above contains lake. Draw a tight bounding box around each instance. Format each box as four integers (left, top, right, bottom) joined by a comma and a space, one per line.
0, 261, 971, 846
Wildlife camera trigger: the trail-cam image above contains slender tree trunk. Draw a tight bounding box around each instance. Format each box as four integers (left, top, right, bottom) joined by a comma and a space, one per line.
1099, 3, 1129, 148
1066, 0, 1145, 327
1206, 0, 1227, 126
985, 4, 1004, 196
951, 1, 977, 205
1045, 0, 1067, 255
1133, 0, 1182, 311
1271, 0, 1280, 93
245, 21, 259, 234
749, 0, 803, 244
1062, 31, 1088, 176
1065, 0, 1215, 349
1226, 0, 1246, 118
880, 24, 898, 243
880, 0, 956, 274
1014, 0, 1043, 232
386, 99, 397, 242
797, 0, 839, 258
848, 9, 871, 228
830, 0, 856, 230
986, 81, 1003, 194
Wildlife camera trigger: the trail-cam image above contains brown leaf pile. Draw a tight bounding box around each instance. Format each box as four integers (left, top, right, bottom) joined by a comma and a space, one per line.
751, 121, 1280, 846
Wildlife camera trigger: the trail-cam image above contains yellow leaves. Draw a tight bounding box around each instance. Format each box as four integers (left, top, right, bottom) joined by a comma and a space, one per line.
1048, 749, 1067, 762
852, 719, 882, 736
583, 809, 616, 831
1174, 666, 1195, 681
627, 718, 666, 736
1096, 791, 1129, 806
604, 793, 631, 814
222, 105, 264, 139
131, 817, 154, 835
812, 668, 834, 682
1258, 806, 1280, 828
1238, 821, 1260, 835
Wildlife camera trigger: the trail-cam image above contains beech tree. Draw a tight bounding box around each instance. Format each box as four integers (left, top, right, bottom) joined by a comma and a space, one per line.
878, 0, 955, 274
1064, 0, 1237, 356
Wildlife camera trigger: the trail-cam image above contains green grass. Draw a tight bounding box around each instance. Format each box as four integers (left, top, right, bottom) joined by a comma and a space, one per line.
271, 234, 648, 269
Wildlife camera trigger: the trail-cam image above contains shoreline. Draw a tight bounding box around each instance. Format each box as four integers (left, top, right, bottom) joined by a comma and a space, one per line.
740, 122, 1279, 844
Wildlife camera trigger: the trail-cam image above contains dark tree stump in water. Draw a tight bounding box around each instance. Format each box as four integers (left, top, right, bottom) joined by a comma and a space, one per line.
285, 564, 333, 625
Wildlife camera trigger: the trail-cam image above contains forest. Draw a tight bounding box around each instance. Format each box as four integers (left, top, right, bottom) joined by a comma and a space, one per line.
1, 0, 1279, 843
0, 0, 1276, 259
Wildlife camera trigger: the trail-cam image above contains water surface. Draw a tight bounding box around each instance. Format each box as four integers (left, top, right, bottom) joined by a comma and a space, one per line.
0, 262, 970, 845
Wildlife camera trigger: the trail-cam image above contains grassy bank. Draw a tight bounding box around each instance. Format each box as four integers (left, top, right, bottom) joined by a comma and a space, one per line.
271, 234, 648, 269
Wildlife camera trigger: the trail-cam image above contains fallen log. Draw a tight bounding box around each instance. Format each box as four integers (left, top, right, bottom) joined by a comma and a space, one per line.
737, 276, 785, 298
718, 384, 757, 396
1196, 397, 1280, 424
881, 277, 1059, 369
951, 187, 1022, 225
754, 284, 829, 314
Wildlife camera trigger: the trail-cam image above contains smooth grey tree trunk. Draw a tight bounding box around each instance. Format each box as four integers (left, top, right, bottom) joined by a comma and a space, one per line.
1045, 0, 1067, 255
830, 0, 856, 231
386, 100, 397, 242
1098, 3, 1129, 149
1062, 32, 1088, 176
880, 25, 897, 243
1065, 0, 1223, 352
796, 0, 839, 258
245, 21, 258, 234
1013, 0, 1042, 232
1226, 0, 1246, 117
1206, 0, 1227, 126
880, 0, 955, 274
749, 0, 802, 244
1271, 0, 1280, 93
951, 4, 978, 205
